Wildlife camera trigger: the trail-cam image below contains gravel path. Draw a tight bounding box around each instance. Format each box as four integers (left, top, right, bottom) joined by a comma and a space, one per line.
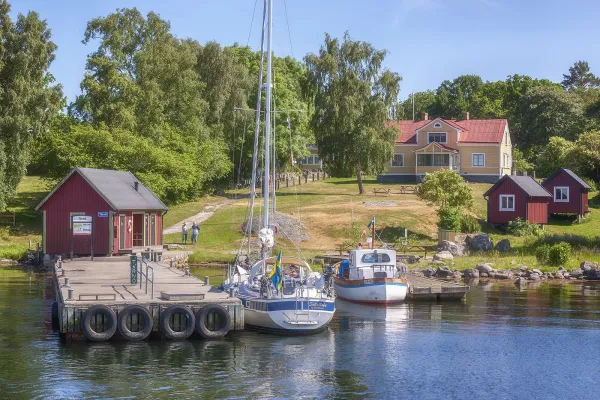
162, 199, 233, 235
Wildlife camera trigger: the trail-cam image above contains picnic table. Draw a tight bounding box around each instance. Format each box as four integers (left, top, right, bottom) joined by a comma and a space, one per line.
373, 188, 391, 196
398, 185, 417, 194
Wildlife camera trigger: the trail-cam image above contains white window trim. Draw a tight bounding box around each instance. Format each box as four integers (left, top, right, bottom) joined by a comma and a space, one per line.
391, 153, 404, 167
427, 132, 447, 144
554, 186, 569, 202
499, 194, 515, 211
472, 153, 485, 167
433, 123, 442, 128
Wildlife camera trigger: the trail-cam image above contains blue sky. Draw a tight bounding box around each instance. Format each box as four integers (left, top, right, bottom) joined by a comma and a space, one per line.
9, 0, 600, 102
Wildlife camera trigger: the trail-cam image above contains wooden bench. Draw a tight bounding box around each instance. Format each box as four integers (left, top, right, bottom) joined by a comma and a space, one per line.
398, 185, 417, 194
373, 188, 391, 196
0, 211, 15, 227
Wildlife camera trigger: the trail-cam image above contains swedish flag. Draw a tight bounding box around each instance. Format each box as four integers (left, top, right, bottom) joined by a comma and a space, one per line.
268, 250, 283, 293
367, 216, 375, 229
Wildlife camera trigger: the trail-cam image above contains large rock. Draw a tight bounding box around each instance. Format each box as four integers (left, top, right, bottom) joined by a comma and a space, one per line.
580, 261, 599, 272
569, 270, 584, 278
479, 272, 489, 278
435, 266, 453, 278
476, 264, 493, 274
532, 269, 543, 276
439, 240, 467, 256
529, 272, 541, 281
463, 268, 480, 279
494, 270, 514, 280
495, 239, 511, 252
433, 251, 454, 263
519, 265, 528, 272
423, 267, 436, 277
554, 271, 565, 279
468, 234, 494, 251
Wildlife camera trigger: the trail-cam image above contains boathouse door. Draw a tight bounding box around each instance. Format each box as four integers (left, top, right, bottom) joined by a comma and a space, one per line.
133, 213, 144, 247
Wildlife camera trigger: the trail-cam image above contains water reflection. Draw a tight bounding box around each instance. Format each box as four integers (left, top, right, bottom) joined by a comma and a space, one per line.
2, 267, 600, 399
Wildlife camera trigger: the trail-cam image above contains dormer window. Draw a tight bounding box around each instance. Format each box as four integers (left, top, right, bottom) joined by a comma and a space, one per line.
428, 132, 447, 143
433, 123, 442, 128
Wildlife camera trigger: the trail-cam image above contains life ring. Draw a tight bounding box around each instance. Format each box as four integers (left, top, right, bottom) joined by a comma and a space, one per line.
118, 305, 153, 341
51, 301, 59, 330
160, 305, 195, 340
82, 305, 117, 342
195, 304, 231, 339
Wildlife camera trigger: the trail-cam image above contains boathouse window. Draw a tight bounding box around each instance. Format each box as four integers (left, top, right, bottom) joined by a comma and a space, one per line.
361, 253, 391, 263
417, 154, 449, 167
554, 186, 569, 202
499, 195, 515, 211
391, 153, 404, 167
427, 132, 447, 143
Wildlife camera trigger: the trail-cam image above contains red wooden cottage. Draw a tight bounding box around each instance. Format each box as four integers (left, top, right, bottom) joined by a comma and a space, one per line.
483, 175, 552, 225
36, 168, 168, 256
541, 168, 591, 217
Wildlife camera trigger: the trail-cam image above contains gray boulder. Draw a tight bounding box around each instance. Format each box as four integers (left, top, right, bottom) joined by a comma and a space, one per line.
468, 234, 494, 251
433, 251, 454, 263
476, 264, 493, 274
519, 265, 528, 272
529, 272, 541, 281
494, 271, 513, 280
554, 271, 565, 279
452, 270, 462, 279
580, 261, 599, 271
463, 268, 480, 279
558, 266, 566, 271
532, 269, 543, 275
423, 267, 436, 277
435, 266, 453, 278
495, 239, 511, 252
570, 270, 584, 278
479, 272, 489, 278
439, 240, 468, 256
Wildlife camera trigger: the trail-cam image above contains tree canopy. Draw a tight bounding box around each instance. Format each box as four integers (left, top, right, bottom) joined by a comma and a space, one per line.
304, 32, 401, 194
416, 169, 474, 210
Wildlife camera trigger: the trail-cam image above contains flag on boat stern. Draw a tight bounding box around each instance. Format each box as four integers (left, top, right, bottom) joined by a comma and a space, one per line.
268, 250, 283, 293
367, 216, 375, 229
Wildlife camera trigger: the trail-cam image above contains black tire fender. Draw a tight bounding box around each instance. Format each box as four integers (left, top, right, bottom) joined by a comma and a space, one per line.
160, 305, 195, 340
81, 305, 117, 342
118, 305, 153, 341
195, 304, 231, 339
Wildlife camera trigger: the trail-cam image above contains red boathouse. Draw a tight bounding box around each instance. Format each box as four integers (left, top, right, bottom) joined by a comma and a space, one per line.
541, 168, 591, 217
483, 175, 552, 225
36, 168, 168, 256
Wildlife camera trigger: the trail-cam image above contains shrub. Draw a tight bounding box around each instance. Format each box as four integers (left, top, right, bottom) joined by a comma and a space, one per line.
535, 244, 551, 264
437, 207, 461, 231
548, 242, 571, 266
460, 214, 480, 233
0, 244, 28, 261
507, 218, 544, 237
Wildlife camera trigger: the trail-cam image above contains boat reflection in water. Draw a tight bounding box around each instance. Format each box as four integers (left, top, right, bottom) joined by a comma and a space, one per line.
334, 298, 410, 326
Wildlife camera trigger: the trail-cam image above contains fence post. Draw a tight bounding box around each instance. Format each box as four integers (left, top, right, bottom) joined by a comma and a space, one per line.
305, 174, 308, 183
286, 176, 289, 187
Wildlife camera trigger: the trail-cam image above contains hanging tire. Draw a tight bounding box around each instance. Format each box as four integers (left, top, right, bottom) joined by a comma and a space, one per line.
160, 305, 195, 340
118, 305, 154, 341
82, 305, 117, 342
195, 304, 231, 339
51, 301, 59, 331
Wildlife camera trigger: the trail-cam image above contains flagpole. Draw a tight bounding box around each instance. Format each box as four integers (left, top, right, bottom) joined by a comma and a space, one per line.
371, 216, 375, 249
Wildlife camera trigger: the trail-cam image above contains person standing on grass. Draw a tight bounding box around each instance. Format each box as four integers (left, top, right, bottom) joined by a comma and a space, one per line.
182, 222, 189, 244
191, 222, 199, 244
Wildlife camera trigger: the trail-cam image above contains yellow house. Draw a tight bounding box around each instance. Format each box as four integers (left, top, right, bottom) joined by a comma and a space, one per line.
379, 112, 512, 183
298, 144, 323, 171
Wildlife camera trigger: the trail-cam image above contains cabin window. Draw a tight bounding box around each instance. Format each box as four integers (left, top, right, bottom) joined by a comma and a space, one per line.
300, 155, 321, 165
554, 187, 569, 202
428, 132, 447, 143
499, 195, 515, 211
361, 253, 391, 263
391, 153, 404, 167
472, 153, 485, 167
417, 154, 449, 167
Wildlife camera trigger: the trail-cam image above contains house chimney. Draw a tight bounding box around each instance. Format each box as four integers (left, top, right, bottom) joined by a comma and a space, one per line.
134, 181, 139, 191
463, 111, 470, 120
421, 112, 429, 121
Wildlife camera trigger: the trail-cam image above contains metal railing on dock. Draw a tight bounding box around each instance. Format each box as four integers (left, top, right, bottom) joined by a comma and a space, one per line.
137, 257, 155, 299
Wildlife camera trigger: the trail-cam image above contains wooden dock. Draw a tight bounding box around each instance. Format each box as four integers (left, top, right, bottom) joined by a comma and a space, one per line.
53, 253, 243, 341
406, 275, 469, 301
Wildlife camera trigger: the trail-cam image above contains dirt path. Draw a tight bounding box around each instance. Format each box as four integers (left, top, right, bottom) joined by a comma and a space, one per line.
162, 199, 234, 235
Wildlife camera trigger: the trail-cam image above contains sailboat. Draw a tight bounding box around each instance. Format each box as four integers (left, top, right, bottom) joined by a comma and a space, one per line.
223, 0, 335, 333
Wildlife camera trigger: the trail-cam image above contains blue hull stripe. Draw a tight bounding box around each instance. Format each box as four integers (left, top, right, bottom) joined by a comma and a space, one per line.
240, 298, 336, 312
334, 282, 408, 289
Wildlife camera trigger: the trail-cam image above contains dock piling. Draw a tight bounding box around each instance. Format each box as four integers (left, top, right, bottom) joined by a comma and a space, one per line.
64, 277, 70, 287
204, 276, 209, 285
67, 289, 73, 300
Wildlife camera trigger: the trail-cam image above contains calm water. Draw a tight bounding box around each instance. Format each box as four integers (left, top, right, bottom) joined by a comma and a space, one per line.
1, 268, 600, 400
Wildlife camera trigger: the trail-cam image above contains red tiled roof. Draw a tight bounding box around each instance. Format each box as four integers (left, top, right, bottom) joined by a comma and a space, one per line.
388, 118, 507, 144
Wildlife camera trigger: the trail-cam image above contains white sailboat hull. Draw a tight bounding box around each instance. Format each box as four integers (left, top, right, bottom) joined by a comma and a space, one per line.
334, 280, 408, 304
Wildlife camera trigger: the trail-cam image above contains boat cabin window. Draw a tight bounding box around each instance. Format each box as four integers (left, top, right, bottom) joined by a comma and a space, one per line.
282, 277, 296, 295
361, 252, 391, 263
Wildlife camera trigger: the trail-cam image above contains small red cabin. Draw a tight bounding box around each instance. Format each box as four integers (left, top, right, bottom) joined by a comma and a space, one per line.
541, 168, 591, 217
483, 175, 551, 225
36, 168, 168, 256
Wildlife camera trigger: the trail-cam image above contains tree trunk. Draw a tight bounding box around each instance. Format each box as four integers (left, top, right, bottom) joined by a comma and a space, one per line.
356, 166, 364, 195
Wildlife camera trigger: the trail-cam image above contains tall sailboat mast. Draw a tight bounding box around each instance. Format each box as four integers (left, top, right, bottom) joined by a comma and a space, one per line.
263, 0, 273, 229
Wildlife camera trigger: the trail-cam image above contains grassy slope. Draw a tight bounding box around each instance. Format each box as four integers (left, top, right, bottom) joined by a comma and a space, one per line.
0, 176, 51, 259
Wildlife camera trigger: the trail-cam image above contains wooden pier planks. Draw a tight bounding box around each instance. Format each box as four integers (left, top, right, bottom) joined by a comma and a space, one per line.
406, 275, 469, 301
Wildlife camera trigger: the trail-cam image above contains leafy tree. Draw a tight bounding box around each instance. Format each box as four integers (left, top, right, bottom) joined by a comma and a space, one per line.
561, 61, 600, 90
512, 148, 535, 173
304, 32, 401, 194
536, 137, 575, 177
432, 75, 485, 119
569, 131, 600, 182
416, 169, 473, 209
399, 90, 436, 120
0, 1, 62, 209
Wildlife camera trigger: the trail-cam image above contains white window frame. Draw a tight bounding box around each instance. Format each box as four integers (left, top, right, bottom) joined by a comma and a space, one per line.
427, 132, 447, 144
499, 195, 515, 211
472, 153, 485, 167
554, 186, 569, 202
433, 123, 442, 128
391, 153, 404, 167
